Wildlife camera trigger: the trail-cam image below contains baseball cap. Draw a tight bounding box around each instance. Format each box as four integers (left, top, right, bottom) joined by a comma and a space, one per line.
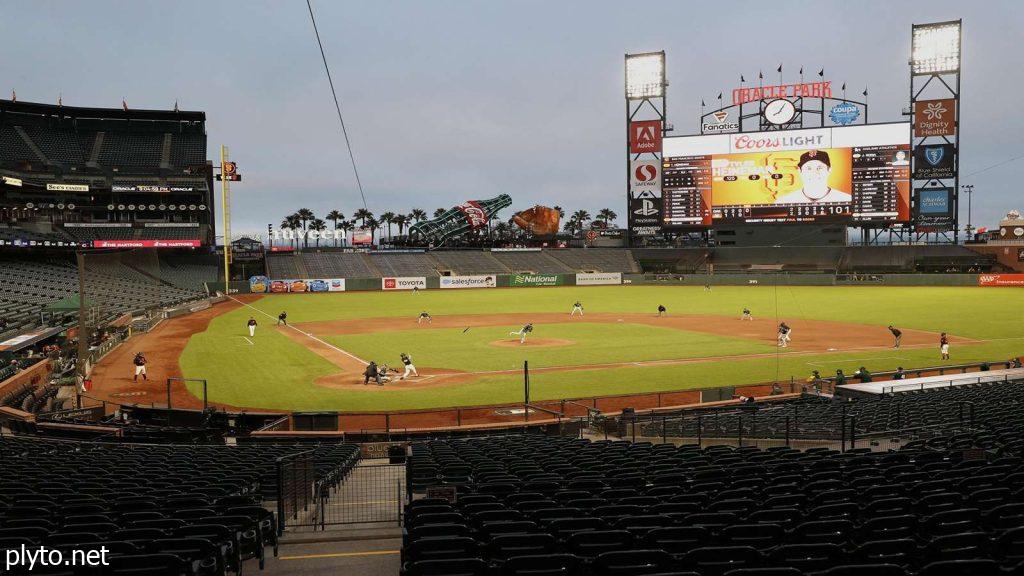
798, 150, 831, 168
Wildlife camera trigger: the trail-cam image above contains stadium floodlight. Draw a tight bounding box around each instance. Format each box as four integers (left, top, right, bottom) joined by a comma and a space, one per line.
912, 21, 961, 74
625, 52, 666, 99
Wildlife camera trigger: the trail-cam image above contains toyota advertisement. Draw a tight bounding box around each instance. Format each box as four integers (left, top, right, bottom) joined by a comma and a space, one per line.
662, 123, 910, 226
382, 277, 427, 291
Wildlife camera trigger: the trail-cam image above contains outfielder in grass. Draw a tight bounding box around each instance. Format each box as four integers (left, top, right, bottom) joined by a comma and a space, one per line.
570, 300, 584, 317
509, 323, 534, 344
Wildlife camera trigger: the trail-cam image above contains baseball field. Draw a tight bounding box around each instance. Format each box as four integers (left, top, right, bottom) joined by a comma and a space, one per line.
85, 284, 1023, 414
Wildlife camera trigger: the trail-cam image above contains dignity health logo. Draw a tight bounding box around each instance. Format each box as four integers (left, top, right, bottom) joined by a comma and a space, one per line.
922, 101, 948, 120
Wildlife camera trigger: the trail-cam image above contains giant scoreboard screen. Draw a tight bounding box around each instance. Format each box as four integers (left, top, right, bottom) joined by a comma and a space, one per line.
661, 123, 910, 226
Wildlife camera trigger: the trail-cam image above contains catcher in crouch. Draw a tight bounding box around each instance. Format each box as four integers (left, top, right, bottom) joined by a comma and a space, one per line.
509, 323, 534, 344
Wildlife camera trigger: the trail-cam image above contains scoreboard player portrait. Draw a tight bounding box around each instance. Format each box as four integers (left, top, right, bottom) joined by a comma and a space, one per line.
774, 149, 852, 204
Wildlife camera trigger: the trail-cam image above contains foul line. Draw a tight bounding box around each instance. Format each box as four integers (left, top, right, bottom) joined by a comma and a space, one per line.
237, 336, 254, 346
228, 295, 369, 366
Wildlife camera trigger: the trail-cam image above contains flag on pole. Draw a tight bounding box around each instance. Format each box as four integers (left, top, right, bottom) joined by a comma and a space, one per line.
740, 75, 745, 83
862, 87, 868, 97
11, 90, 15, 102
776, 64, 782, 73
717, 92, 722, 101
173, 100, 179, 112
818, 68, 824, 77
701, 99, 705, 107
758, 71, 763, 79
122, 99, 128, 111
799, 66, 803, 75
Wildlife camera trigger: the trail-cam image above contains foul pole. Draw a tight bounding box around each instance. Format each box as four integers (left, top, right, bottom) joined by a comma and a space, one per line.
220, 145, 232, 295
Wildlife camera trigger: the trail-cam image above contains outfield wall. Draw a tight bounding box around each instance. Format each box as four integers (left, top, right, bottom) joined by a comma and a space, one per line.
240, 271, 988, 294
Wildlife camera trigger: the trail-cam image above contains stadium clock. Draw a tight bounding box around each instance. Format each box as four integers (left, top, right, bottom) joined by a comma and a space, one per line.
764, 99, 796, 125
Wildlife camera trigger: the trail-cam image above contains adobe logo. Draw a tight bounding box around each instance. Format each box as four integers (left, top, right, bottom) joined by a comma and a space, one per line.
629, 120, 662, 153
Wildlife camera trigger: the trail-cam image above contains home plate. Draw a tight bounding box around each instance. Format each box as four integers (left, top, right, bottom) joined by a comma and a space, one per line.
618, 319, 623, 322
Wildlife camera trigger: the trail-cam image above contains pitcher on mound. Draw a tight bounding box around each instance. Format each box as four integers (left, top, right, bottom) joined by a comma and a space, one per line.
509, 323, 534, 344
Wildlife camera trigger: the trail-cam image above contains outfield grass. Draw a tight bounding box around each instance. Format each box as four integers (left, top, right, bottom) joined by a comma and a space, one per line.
178, 286, 1024, 411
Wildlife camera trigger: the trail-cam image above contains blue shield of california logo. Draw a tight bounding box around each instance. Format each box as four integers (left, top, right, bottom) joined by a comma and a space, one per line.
925, 147, 945, 166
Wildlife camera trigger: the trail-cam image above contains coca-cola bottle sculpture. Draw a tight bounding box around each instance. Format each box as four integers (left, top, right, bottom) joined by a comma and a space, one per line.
410, 194, 512, 244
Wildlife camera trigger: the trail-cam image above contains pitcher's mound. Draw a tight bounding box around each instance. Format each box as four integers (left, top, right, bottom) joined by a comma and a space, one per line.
490, 338, 575, 348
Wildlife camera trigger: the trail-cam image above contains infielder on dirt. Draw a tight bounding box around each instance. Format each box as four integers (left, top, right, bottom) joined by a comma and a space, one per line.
742, 307, 753, 321
657, 305, 667, 317
417, 311, 432, 324
399, 352, 418, 379
570, 300, 584, 316
277, 311, 287, 326
888, 325, 902, 348
509, 323, 534, 344
778, 322, 792, 347
247, 317, 257, 337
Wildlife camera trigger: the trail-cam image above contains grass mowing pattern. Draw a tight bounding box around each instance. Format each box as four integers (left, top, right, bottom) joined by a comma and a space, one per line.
179, 286, 1024, 411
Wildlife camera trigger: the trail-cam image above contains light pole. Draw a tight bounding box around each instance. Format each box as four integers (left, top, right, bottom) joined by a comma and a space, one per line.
961, 184, 974, 239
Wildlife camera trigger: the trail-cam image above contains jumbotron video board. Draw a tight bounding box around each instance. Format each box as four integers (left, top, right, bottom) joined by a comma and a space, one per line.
661, 123, 910, 226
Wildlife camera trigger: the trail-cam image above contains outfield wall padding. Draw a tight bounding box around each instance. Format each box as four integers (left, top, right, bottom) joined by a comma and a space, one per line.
623, 273, 980, 287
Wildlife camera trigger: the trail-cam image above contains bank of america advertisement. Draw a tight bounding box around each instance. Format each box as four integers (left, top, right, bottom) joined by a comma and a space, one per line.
576, 272, 622, 286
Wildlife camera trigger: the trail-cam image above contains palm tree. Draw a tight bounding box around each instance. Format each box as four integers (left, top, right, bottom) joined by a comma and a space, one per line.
310, 218, 327, 248
563, 218, 578, 237
282, 214, 301, 249
410, 208, 427, 223
433, 208, 446, 219
294, 208, 315, 247
352, 208, 374, 227
365, 216, 380, 242
571, 210, 591, 237
379, 211, 396, 240
553, 205, 565, 219
339, 219, 354, 247
597, 208, 617, 228
393, 214, 411, 236
326, 210, 344, 247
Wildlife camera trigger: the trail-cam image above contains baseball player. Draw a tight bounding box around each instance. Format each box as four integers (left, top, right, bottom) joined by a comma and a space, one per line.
363, 361, 382, 386
777, 322, 792, 347
570, 300, 584, 317
132, 352, 147, 382
247, 317, 257, 337
888, 325, 902, 348
741, 307, 753, 321
940, 333, 950, 360
509, 323, 534, 344
657, 305, 667, 317
417, 311, 432, 324
704, 282, 712, 292
277, 311, 288, 326
399, 352, 418, 379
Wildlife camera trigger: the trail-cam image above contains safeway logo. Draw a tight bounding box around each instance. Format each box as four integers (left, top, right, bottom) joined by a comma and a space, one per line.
629, 120, 662, 153
630, 160, 661, 191
635, 164, 656, 182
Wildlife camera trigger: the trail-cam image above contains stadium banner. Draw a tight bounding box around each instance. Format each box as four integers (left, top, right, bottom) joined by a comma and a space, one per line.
629, 196, 663, 235
914, 187, 955, 231
46, 183, 89, 192
382, 277, 427, 291
978, 274, 1024, 287
91, 239, 200, 248
249, 276, 345, 293
510, 273, 564, 287
439, 275, 497, 289
576, 272, 622, 286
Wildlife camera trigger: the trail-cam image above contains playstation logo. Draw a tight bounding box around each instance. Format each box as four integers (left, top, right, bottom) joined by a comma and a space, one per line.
634, 199, 659, 216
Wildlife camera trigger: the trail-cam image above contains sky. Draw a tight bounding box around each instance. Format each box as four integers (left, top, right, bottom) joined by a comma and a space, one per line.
2, 0, 1021, 237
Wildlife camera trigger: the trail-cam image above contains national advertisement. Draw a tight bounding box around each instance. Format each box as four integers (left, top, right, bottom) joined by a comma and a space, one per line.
510, 274, 563, 287
575, 272, 622, 286
91, 239, 201, 248
439, 275, 497, 289
913, 144, 956, 179
382, 277, 427, 291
